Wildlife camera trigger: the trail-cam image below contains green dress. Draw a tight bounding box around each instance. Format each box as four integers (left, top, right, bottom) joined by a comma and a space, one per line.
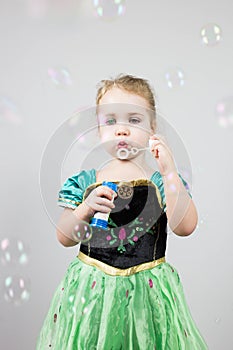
36, 169, 208, 350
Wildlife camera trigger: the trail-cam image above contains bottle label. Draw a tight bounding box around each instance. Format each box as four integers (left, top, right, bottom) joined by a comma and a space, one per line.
93, 212, 109, 221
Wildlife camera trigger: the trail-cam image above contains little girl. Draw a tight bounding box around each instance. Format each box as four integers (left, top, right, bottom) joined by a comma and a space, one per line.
37, 74, 208, 349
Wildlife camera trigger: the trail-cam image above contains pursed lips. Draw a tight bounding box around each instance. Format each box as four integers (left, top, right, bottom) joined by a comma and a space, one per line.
117, 141, 129, 148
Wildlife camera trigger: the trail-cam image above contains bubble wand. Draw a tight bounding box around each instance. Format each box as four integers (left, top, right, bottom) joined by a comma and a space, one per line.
117, 140, 157, 160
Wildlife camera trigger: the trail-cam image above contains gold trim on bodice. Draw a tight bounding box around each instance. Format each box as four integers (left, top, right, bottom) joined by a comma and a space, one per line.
78, 251, 166, 276
83, 179, 163, 209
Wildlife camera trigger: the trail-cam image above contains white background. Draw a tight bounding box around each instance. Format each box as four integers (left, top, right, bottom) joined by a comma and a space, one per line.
0, 1, 232, 349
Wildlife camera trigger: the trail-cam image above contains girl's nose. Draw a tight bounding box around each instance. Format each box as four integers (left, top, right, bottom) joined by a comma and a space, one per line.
115, 126, 130, 136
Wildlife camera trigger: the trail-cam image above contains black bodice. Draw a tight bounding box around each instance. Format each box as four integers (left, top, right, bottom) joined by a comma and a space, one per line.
80, 182, 167, 268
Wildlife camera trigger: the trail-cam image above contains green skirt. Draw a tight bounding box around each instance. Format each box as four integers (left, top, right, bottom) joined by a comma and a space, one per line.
36, 255, 208, 350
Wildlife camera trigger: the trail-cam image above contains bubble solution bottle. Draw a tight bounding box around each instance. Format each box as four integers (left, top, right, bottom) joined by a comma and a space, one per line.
90, 181, 118, 230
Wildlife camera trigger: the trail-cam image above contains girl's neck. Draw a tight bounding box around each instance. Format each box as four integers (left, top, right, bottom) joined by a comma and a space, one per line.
96, 157, 155, 182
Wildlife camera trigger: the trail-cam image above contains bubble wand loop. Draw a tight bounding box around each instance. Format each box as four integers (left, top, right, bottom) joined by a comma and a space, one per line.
117, 140, 157, 160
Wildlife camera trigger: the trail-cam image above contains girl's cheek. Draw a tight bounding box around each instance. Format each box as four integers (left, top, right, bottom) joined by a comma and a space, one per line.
99, 133, 111, 142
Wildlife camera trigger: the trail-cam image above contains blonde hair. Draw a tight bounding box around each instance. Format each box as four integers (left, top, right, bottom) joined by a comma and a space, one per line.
96, 74, 156, 130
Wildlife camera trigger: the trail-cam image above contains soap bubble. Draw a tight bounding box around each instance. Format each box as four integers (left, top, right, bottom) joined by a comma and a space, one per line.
47, 67, 72, 87
3, 275, 31, 306
200, 23, 222, 46
68, 113, 82, 127
215, 96, 233, 128
40, 104, 193, 249
93, 0, 126, 21
0, 238, 30, 266
117, 182, 134, 199
165, 67, 185, 89
0, 96, 22, 125
71, 221, 93, 243
196, 212, 208, 232
178, 166, 192, 192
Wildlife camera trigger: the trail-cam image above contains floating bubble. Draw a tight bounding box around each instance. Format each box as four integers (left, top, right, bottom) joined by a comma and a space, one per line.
0, 238, 30, 266
165, 68, 185, 89
68, 114, 81, 127
196, 213, 208, 232
215, 317, 221, 324
47, 67, 72, 87
215, 96, 233, 128
0, 96, 22, 125
178, 167, 192, 192
75, 133, 86, 144
168, 183, 177, 193
3, 275, 31, 306
71, 221, 93, 243
167, 172, 187, 194
93, 0, 126, 21
40, 104, 193, 249
200, 23, 222, 46
68, 107, 92, 128
117, 182, 134, 199
66, 110, 96, 153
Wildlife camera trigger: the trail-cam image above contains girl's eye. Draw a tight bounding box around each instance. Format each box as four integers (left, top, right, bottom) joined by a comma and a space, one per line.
129, 118, 141, 124
106, 118, 116, 125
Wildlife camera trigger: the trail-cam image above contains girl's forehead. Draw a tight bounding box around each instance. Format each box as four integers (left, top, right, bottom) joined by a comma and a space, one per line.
99, 87, 149, 108
97, 103, 150, 118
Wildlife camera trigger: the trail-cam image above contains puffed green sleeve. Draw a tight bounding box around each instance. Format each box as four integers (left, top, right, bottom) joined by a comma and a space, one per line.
57, 169, 96, 209
151, 171, 192, 212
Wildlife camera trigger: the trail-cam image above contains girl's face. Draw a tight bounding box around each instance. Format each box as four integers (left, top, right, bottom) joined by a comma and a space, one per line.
97, 88, 154, 160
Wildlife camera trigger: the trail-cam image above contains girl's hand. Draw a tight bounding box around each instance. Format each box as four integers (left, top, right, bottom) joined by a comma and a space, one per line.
84, 185, 117, 215
149, 134, 177, 176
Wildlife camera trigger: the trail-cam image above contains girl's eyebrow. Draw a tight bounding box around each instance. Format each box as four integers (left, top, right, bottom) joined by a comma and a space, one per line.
104, 112, 144, 117
127, 112, 144, 116
104, 113, 116, 117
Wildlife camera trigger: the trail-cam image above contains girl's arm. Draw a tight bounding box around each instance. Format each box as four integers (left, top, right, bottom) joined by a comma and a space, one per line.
149, 135, 198, 236
56, 202, 94, 247
56, 185, 116, 246
162, 172, 198, 236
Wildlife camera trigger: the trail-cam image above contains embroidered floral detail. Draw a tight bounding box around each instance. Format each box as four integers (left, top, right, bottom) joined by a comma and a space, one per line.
102, 214, 156, 250
107, 217, 118, 228
117, 245, 126, 253
118, 228, 126, 240
147, 225, 156, 235
149, 279, 153, 288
